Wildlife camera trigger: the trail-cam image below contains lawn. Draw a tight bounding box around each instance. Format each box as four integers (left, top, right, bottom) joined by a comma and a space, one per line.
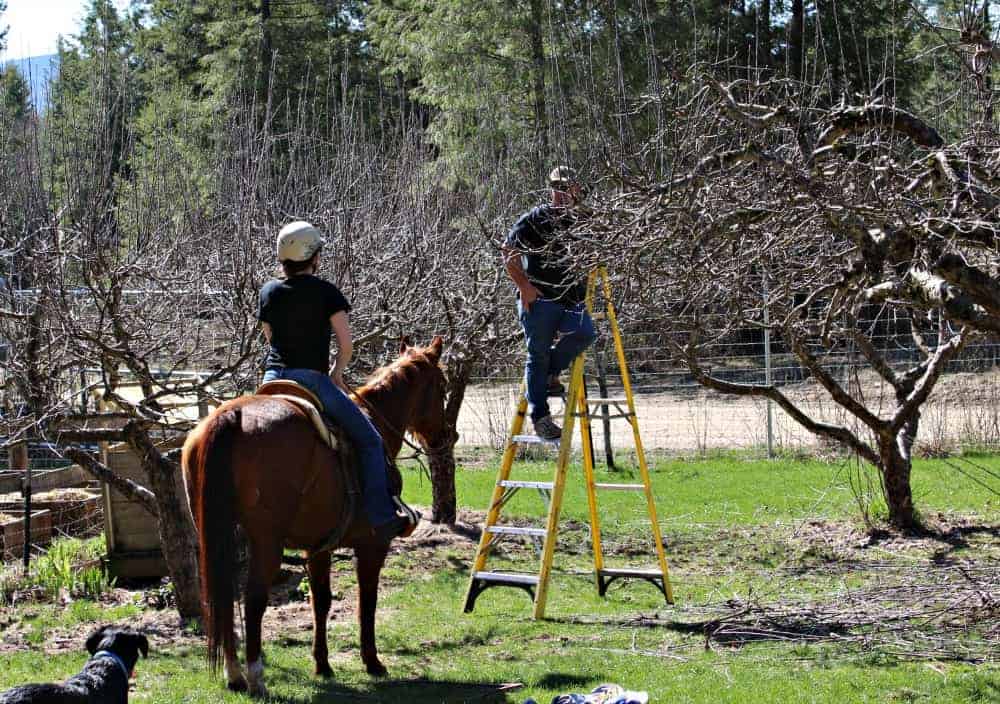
0, 452, 997, 703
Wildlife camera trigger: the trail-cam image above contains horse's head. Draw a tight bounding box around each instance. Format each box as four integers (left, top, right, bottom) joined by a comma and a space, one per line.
396, 335, 450, 450
355, 335, 451, 496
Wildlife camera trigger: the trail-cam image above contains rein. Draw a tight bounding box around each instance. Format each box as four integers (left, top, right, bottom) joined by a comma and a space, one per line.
345, 369, 452, 457
345, 380, 451, 472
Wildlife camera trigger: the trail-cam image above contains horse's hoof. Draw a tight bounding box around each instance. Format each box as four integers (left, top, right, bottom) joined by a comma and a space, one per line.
227, 676, 249, 693
315, 663, 334, 678
366, 661, 388, 678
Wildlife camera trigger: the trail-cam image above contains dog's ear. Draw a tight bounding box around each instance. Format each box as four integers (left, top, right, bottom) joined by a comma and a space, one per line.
136, 634, 149, 659
86, 626, 110, 654
399, 335, 413, 354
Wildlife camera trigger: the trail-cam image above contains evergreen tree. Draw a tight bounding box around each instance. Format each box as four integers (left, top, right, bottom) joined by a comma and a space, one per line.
0, 64, 29, 121
0, 0, 8, 52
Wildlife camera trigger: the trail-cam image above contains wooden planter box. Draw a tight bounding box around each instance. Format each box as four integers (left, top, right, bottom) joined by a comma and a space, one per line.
102, 444, 173, 579
0, 509, 52, 561
0, 491, 101, 539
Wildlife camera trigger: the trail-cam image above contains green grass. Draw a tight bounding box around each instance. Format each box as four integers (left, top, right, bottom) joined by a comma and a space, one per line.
0, 452, 996, 703
402, 452, 1000, 526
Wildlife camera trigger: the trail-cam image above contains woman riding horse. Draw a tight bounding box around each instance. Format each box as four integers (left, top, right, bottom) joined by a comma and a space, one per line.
259, 220, 420, 543
182, 222, 448, 697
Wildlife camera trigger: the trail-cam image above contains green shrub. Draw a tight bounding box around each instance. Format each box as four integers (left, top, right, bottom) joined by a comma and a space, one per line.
1, 536, 113, 604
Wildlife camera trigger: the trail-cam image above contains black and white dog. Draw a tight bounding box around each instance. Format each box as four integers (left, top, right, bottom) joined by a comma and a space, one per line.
0, 626, 149, 704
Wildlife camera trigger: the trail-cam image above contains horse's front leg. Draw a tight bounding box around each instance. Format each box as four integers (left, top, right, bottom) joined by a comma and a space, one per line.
355, 545, 390, 677
245, 543, 283, 698
306, 550, 334, 678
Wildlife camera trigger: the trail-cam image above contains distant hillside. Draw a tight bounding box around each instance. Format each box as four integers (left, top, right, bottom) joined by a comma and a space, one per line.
6, 54, 59, 113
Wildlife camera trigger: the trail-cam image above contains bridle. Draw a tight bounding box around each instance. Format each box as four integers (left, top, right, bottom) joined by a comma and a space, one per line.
345, 365, 452, 468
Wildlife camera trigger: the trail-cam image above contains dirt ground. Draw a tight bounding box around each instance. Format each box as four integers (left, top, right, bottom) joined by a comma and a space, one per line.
457, 370, 1000, 453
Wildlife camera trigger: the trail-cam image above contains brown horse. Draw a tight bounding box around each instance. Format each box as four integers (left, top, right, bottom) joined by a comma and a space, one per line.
181, 337, 447, 697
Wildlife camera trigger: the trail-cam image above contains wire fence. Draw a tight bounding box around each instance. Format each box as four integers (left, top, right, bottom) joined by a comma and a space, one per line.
457, 318, 1000, 457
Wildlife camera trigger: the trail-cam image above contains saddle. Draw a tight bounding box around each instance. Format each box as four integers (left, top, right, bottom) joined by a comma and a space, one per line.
256, 379, 358, 552
256, 380, 338, 451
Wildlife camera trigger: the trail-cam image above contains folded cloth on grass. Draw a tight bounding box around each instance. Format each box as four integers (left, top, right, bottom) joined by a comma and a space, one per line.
524, 683, 649, 704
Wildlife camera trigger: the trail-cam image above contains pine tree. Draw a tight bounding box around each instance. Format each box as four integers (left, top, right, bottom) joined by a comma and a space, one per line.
0, 0, 8, 52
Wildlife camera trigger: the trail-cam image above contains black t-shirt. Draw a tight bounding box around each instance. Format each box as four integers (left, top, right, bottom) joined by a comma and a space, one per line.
257, 275, 351, 373
505, 204, 586, 305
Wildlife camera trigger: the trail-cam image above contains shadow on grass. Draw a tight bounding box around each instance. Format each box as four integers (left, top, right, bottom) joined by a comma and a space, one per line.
534, 672, 591, 690
862, 521, 1000, 562
263, 670, 526, 703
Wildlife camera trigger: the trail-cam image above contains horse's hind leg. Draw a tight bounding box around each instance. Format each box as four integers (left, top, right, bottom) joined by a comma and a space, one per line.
306, 550, 334, 678
224, 647, 247, 692
244, 541, 283, 698
356, 546, 390, 677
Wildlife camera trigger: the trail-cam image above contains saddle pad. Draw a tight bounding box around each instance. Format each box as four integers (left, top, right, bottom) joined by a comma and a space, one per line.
257, 390, 338, 452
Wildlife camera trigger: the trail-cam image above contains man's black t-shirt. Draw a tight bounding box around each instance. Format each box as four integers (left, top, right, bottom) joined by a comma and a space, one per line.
505, 204, 585, 305
257, 275, 351, 373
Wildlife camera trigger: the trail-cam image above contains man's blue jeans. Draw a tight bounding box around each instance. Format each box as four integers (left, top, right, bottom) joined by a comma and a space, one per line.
518, 298, 597, 421
262, 367, 397, 527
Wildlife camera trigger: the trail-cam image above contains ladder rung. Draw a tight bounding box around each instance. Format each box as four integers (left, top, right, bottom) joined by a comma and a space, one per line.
586, 397, 629, 405
590, 312, 605, 319
599, 568, 663, 578
499, 480, 555, 489
486, 526, 547, 537
511, 434, 560, 445
472, 571, 540, 586
576, 412, 633, 420
594, 483, 645, 492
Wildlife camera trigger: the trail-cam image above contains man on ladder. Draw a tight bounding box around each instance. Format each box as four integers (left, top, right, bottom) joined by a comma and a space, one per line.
503, 165, 597, 441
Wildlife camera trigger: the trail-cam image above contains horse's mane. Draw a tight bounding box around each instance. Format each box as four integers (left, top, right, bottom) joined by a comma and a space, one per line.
354, 349, 437, 403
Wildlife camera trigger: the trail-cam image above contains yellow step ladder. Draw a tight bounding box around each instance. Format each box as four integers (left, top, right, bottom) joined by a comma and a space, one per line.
463, 267, 673, 619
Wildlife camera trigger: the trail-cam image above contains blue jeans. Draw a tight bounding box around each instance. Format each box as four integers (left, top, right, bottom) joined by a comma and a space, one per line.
262, 367, 397, 527
518, 298, 597, 421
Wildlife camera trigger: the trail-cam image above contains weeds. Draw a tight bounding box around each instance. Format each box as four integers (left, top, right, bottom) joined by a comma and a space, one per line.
0, 536, 113, 605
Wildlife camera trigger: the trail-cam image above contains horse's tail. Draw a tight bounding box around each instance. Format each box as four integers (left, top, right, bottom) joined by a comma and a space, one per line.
188, 408, 239, 674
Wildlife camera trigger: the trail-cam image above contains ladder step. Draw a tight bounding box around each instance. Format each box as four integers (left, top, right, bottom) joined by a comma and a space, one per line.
486, 526, 547, 537
599, 568, 663, 578
472, 571, 540, 586
594, 482, 645, 491
586, 397, 629, 405
499, 480, 555, 489
511, 434, 560, 445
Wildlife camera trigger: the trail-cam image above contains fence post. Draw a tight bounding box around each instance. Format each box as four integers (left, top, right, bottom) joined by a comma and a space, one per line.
11, 441, 31, 572
763, 279, 774, 458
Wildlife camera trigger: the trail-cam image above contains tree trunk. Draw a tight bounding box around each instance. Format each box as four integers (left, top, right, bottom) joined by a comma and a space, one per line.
123, 423, 202, 620
430, 356, 473, 524
789, 0, 804, 81
428, 450, 457, 525
528, 0, 548, 170
878, 415, 919, 532
758, 0, 772, 69
257, 0, 272, 106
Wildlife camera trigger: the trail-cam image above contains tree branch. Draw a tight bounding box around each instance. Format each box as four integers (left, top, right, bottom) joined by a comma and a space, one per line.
64, 447, 159, 518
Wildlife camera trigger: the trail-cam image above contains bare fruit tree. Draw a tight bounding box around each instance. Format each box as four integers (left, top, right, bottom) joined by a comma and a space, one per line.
585, 46, 998, 531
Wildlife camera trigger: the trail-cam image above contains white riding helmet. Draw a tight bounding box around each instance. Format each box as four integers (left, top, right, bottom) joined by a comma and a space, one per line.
276, 221, 326, 262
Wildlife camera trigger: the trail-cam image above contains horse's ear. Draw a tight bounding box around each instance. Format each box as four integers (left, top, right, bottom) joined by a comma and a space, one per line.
399, 335, 413, 354
428, 335, 443, 360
